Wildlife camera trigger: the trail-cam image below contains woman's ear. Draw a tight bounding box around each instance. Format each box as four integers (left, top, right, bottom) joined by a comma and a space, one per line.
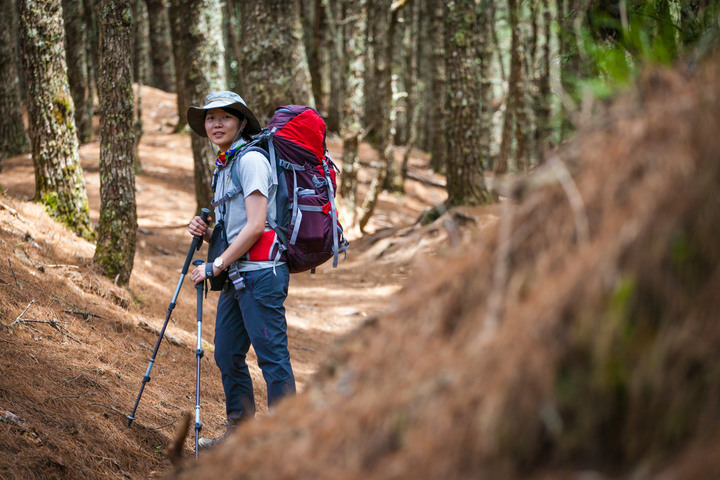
240, 118, 248, 132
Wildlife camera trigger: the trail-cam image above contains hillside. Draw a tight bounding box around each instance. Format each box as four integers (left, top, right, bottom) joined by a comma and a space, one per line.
166, 59, 720, 479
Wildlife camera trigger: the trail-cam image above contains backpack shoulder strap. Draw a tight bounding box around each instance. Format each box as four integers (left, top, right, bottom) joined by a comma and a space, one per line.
210, 146, 269, 209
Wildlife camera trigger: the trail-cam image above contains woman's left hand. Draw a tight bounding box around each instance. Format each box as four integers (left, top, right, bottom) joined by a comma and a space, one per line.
191, 263, 215, 285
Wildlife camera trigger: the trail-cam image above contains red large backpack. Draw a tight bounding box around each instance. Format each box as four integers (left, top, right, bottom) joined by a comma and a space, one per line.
214, 105, 349, 273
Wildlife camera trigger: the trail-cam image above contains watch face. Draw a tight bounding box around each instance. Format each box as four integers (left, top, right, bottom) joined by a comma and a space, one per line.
214, 257, 223, 268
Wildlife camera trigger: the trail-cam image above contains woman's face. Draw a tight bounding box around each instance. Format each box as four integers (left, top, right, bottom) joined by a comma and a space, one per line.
204, 108, 241, 152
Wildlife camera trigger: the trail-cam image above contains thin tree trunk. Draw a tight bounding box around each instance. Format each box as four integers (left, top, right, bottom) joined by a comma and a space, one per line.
415, 0, 432, 151
535, 0, 553, 163
132, 0, 145, 174
427, 0, 445, 172
62, 0, 93, 143
0, 0, 29, 168
179, 0, 225, 213
357, 0, 403, 232
168, 0, 187, 131
95, 0, 137, 285
304, 0, 328, 117
145, 0, 175, 92
132, 0, 150, 85
479, 0, 494, 168
324, 0, 342, 132
497, 0, 523, 174
339, 0, 367, 230
224, 0, 242, 92
83, 0, 99, 106
238, 0, 314, 123
17, 0, 93, 239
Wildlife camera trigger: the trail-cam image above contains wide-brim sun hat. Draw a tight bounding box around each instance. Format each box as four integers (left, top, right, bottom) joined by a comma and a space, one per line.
187, 91, 262, 138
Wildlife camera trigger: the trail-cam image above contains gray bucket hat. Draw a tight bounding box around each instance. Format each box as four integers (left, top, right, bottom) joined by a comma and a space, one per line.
186, 91, 262, 138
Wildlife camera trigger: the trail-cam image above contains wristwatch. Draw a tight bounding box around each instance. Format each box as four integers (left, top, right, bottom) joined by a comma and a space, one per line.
213, 256, 225, 270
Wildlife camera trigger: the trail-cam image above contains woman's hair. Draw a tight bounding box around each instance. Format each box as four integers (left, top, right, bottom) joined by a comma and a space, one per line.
220, 107, 244, 120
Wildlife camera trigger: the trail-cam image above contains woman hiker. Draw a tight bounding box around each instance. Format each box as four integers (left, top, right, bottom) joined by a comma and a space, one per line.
187, 91, 296, 450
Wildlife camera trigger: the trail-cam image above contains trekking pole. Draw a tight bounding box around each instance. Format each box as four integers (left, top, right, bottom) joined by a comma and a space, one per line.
127, 208, 211, 428
191, 259, 205, 458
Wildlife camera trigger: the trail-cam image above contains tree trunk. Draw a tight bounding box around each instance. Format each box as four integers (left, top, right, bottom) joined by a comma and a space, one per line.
145, 0, 175, 92
426, 0, 446, 172
497, 0, 524, 174
238, 0, 314, 123
444, 0, 492, 207
0, 0, 30, 168
17, 0, 93, 239
224, 0, 242, 92
62, 0, 93, 143
303, 0, 328, 118
179, 0, 225, 213
131, 0, 145, 176
535, 0, 553, 163
400, 0, 420, 182
324, 0, 342, 132
415, 0, 432, 152
339, 0, 367, 230
167, 0, 187, 131
479, 0, 494, 169
132, 0, 151, 85
83, 0, 99, 105
357, 0, 402, 231
95, 0, 137, 285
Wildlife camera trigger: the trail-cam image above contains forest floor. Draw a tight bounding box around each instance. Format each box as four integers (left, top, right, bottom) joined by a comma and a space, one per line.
0, 87, 471, 479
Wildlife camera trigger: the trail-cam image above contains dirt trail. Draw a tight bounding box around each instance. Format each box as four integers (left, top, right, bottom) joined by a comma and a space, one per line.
0, 87, 453, 478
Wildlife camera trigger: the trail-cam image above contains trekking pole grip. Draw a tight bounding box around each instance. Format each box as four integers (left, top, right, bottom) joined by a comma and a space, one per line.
181, 209, 211, 275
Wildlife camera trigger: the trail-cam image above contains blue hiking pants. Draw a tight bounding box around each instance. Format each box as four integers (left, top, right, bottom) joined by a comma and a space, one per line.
213, 264, 295, 421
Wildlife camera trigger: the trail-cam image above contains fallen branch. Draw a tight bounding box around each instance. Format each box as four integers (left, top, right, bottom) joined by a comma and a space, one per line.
0, 201, 29, 223
138, 320, 182, 346
64, 309, 103, 321
8, 259, 20, 289
10, 300, 35, 326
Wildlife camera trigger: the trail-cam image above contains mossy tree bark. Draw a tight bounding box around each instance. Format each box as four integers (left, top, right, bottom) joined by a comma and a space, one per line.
178, 0, 225, 214
62, 0, 93, 143
238, 0, 314, 123
94, 0, 138, 285
17, 0, 93, 239
145, 0, 175, 92
0, 0, 30, 171
444, 0, 493, 207
338, 0, 367, 230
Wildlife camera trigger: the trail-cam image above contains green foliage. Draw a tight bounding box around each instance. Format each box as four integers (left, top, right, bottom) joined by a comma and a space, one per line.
564, 0, 720, 100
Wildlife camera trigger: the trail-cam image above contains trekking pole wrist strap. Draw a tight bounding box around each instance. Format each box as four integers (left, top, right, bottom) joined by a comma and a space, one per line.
204, 262, 214, 279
